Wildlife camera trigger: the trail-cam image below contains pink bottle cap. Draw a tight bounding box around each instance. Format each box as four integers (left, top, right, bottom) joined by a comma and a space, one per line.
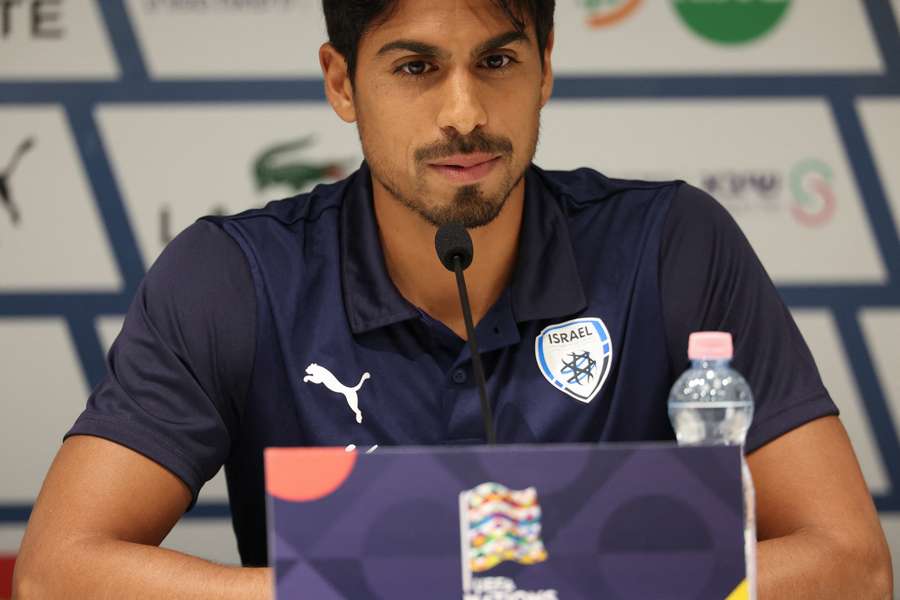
688, 331, 733, 360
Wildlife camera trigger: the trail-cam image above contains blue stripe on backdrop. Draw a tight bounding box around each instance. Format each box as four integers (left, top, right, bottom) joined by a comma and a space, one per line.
95, 0, 149, 81
831, 96, 900, 284
64, 102, 147, 289
0, 75, 898, 104
864, 0, 900, 78
833, 306, 900, 512
0, 0, 898, 523
0, 503, 233, 524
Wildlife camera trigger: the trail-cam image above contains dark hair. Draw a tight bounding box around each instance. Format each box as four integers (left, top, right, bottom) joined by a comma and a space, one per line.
322, 0, 555, 78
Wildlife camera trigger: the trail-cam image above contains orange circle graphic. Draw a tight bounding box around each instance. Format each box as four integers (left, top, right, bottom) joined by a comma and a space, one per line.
587, 0, 643, 28
265, 447, 358, 502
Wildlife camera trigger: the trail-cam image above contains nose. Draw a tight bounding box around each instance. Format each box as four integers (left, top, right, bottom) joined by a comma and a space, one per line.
436, 68, 488, 137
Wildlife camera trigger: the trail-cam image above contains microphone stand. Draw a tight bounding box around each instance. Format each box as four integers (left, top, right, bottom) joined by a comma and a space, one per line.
452, 254, 496, 445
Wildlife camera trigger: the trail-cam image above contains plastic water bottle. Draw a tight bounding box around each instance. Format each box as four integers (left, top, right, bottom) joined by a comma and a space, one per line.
668, 331, 757, 600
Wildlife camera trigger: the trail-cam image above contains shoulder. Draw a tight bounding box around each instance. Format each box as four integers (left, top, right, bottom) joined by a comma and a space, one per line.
660, 182, 754, 263
142, 220, 255, 342
664, 182, 742, 235
145, 219, 246, 286
211, 167, 360, 232
531, 164, 683, 210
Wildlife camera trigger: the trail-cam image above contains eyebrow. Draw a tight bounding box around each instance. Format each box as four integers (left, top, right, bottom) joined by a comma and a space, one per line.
376, 40, 448, 59
375, 30, 530, 60
471, 30, 530, 58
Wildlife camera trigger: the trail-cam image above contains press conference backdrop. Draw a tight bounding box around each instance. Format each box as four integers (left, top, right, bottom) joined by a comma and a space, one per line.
1, 0, 899, 586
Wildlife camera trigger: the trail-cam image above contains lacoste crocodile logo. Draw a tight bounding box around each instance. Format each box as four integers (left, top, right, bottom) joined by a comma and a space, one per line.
253, 136, 345, 193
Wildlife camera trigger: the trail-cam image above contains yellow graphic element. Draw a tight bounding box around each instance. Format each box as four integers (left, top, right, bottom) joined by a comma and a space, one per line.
725, 579, 749, 600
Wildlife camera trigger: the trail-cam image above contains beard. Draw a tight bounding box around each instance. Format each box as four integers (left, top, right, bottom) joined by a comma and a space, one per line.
362, 125, 537, 229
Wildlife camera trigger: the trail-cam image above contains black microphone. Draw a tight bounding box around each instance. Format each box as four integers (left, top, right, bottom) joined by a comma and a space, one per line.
435, 223, 496, 445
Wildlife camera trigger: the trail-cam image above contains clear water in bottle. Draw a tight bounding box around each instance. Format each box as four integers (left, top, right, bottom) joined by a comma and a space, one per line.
668, 333, 754, 446
668, 331, 757, 600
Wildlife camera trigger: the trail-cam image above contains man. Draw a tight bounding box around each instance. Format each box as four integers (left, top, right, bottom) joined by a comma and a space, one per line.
13, 1, 892, 598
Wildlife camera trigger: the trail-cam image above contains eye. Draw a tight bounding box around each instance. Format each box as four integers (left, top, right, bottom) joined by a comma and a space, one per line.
396, 60, 435, 77
480, 54, 513, 70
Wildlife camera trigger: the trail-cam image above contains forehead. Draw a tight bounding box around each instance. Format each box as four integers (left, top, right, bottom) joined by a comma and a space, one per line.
361, 0, 529, 50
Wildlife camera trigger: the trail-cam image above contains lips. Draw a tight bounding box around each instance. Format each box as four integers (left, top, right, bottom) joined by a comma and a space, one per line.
429, 153, 497, 168
427, 153, 501, 184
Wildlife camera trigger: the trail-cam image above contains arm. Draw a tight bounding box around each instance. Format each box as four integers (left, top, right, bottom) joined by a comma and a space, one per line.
13, 221, 259, 597
750, 416, 891, 599
14, 436, 271, 600
658, 184, 890, 596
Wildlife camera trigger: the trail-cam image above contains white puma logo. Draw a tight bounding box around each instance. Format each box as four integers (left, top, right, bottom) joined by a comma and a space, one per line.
303, 363, 370, 424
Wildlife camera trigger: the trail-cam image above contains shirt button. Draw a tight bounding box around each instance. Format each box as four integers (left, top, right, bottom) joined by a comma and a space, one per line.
451, 368, 468, 384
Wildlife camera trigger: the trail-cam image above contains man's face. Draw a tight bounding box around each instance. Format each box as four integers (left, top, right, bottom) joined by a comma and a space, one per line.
349, 0, 553, 228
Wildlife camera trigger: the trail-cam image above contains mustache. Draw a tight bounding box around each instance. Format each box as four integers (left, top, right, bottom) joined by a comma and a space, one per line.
414, 131, 513, 163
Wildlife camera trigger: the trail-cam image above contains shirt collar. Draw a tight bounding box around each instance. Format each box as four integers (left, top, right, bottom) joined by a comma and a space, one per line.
341, 163, 587, 335
509, 166, 587, 322
341, 163, 419, 334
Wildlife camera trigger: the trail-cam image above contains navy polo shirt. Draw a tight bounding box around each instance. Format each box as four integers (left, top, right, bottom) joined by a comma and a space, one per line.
67, 163, 837, 566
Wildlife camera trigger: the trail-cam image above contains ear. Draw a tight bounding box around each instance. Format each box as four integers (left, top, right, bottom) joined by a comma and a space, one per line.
320, 43, 357, 123
539, 29, 554, 108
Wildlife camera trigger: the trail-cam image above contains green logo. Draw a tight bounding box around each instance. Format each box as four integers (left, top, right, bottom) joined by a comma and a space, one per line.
673, 0, 791, 45
253, 136, 346, 193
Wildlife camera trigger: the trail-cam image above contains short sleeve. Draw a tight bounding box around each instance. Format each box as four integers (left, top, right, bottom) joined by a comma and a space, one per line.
660, 183, 838, 453
65, 219, 256, 502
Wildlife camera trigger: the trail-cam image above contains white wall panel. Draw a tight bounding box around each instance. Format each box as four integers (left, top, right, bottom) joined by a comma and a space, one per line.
553, 0, 882, 75
536, 100, 886, 284
0, 319, 88, 502
125, 0, 324, 78
790, 310, 890, 495
860, 310, 900, 448
0, 1, 118, 79
96, 104, 361, 265
858, 98, 900, 237
0, 107, 121, 291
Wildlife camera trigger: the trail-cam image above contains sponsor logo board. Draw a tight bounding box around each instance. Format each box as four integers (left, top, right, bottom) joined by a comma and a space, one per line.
554, 0, 881, 74
0, 318, 90, 502
125, 0, 323, 78
0, 107, 121, 291
95, 103, 361, 265
535, 100, 886, 284
857, 98, 900, 238
0, 0, 118, 79
791, 310, 890, 495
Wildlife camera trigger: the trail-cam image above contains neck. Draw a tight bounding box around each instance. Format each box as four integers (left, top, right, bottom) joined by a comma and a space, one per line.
373, 178, 525, 340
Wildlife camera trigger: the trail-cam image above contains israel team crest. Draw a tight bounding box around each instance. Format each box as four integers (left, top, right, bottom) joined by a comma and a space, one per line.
535, 317, 613, 404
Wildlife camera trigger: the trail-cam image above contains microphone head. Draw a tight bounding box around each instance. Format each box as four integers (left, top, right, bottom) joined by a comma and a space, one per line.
434, 222, 473, 271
